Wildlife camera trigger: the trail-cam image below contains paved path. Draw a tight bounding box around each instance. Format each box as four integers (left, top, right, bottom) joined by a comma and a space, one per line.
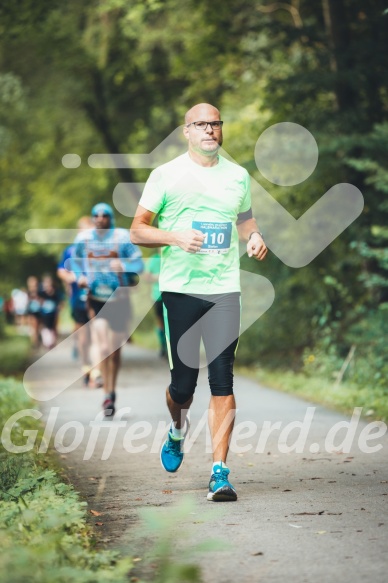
27, 340, 388, 582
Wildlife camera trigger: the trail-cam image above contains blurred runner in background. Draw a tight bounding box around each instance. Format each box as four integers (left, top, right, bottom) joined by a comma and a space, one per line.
57, 216, 94, 386
26, 275, 42, 348
11, 287, 28, 328
74, 203, 144, 417
39, 275, 63, 349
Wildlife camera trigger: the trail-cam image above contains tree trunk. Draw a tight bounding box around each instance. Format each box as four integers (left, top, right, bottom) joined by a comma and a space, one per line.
321, 0, 357, 112
82, 68, 135, 184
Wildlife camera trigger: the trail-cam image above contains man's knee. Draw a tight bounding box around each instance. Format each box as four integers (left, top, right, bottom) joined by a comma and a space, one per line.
169, 382, 196, 405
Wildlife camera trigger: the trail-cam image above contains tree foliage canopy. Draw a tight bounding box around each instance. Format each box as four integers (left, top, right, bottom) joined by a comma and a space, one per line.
1, 0, 387, 388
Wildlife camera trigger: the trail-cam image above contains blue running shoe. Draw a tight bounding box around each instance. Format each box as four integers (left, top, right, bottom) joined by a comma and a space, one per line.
207, 463, 237, 502
160, 421, 189, 473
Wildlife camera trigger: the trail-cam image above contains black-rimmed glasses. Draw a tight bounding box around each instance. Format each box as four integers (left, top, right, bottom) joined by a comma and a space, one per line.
186, 121, 224, 131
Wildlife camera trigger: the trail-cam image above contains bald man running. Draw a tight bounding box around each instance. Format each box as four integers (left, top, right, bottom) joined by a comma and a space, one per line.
131, 103, 267, 501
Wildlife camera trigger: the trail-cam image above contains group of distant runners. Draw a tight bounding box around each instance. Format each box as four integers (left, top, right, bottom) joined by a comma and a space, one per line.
7, 274, 63, 349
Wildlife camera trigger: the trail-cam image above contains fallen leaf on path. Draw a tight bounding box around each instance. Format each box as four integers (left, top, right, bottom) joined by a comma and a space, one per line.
252, 552, 264, 556
283, 489, 292, 492
316, 531, 326, 534
291, 511, 325, 516
95, 522, 103, 526
303, 457, 332, 462
162, 490, 172, 494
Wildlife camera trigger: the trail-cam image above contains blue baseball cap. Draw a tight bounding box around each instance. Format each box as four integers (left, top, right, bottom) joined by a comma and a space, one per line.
91, 203, 115, 226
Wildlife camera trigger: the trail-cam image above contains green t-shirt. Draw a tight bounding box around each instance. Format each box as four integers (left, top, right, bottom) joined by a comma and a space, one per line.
139, 153, 251, 294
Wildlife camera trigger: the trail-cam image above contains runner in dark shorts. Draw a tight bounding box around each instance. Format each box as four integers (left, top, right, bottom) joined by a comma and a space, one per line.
131, 102, 267, 501
74, 203, 144, 417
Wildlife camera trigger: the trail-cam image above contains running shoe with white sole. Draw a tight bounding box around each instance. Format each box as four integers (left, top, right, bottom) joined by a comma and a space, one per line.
207, 462, 237, 502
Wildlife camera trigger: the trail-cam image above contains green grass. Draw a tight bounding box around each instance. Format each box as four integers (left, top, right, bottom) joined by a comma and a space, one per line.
0, 379, 133, 583
237, 365, 388, 423
0, 327, 31, 377
132, 327, 159, 351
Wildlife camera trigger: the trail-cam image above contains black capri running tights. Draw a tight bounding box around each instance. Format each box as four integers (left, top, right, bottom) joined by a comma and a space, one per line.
161, 292, 240, 405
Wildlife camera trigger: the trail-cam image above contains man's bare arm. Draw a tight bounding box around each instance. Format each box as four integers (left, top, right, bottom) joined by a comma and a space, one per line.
57, 267, 76, 285
131, 206, 175, 247
131, 205, 205, 253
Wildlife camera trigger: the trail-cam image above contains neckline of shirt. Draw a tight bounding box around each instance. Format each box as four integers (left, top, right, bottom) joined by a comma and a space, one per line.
186, 152, 222, 169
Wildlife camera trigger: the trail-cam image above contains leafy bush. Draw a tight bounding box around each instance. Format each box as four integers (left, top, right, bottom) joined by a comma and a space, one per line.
0, 379, 133, 583
0, 468, 132, 583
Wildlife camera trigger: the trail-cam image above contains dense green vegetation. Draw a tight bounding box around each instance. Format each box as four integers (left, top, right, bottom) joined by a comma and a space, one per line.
0, 326, 31, 376
1, 1, 387, 396
0, 379, 133, 583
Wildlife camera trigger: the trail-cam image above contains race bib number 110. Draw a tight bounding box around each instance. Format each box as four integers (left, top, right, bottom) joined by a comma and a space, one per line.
192, 221, 232, 254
